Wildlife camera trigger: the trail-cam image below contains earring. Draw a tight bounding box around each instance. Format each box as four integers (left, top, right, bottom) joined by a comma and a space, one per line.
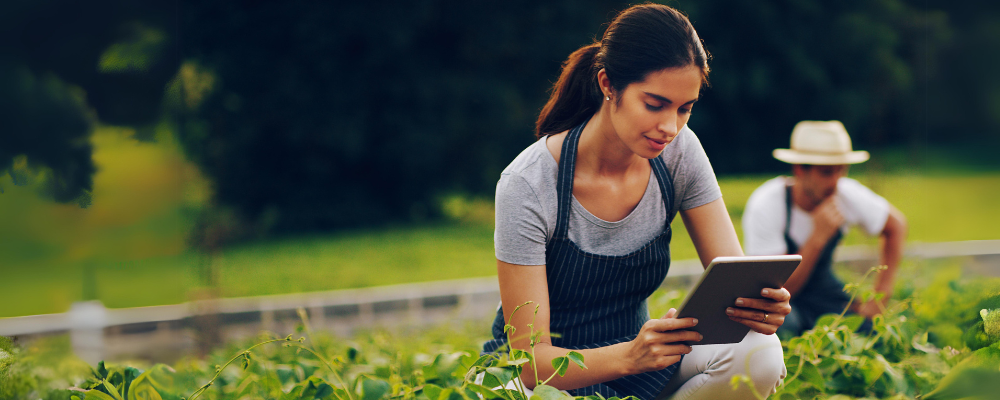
605, 95, 610, 101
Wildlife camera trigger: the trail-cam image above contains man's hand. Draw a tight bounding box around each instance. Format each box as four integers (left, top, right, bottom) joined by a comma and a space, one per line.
811, 197, 844, 242
854, 299, 882, 318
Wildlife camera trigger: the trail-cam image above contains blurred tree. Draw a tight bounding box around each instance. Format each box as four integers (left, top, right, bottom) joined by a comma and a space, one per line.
173, 0, 633, 231
174, 0, 963, 232
3, 0, 990, 232
0, 0, 180, 204
679, 0, 953, 172
922, 0, 1000, 146
0, 61, 94, 205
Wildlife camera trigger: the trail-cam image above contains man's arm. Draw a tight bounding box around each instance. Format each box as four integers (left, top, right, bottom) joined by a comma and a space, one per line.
783, 197, 844, 296
857, 205, 907, 316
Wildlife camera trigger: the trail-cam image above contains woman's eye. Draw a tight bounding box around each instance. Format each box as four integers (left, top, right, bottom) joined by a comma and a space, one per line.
680, 107, 693, 115
645, 103, 663, 111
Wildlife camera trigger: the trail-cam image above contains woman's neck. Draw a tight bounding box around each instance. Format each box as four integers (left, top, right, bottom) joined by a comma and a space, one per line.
576, 109, 647, 177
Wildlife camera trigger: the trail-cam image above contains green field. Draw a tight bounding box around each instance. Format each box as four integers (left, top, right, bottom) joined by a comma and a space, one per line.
1, 129, 998, 318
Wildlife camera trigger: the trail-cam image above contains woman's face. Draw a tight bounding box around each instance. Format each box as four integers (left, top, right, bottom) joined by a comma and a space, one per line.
601, 65, 703, 159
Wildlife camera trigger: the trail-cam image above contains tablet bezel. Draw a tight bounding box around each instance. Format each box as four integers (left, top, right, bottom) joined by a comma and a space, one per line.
672, 254, 802, 345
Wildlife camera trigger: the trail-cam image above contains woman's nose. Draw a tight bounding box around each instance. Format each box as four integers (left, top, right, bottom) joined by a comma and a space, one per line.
659, 114, 679, 138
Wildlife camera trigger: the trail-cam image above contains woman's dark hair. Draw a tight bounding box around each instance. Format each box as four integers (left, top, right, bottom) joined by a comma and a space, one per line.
535, 3, 710, 137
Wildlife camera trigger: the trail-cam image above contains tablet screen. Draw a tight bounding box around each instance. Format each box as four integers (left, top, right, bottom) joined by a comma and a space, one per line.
674, 255, 801, 345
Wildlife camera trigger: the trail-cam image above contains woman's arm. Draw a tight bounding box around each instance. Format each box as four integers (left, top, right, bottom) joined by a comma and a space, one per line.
680, 198, 791, 334
680, 197, 744, 265
497, 260, 700, 390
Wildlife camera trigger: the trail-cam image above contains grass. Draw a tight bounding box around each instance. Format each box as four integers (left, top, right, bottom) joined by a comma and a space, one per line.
1, 129, 998, 318
670, 171, 1000, 261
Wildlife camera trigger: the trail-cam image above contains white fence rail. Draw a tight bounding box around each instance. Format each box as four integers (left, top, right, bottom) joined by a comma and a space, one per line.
2, 240, 998, 363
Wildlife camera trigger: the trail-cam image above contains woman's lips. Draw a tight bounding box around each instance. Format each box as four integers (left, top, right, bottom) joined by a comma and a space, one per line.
646, 136, 667, 150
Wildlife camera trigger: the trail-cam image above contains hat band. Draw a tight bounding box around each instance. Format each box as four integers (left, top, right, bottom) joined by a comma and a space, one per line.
773, 148, 870, 165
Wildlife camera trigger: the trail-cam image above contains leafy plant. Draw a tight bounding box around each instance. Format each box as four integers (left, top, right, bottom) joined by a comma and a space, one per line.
462, 301, 598, 400
726, 264, 1000, 400
7, 261, 1000, 400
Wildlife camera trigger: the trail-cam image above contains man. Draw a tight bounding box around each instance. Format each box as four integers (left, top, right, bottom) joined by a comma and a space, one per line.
742, 120, 908, 336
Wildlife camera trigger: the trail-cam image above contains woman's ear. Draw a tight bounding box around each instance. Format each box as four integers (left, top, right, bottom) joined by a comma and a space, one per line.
597, 68, 612, 101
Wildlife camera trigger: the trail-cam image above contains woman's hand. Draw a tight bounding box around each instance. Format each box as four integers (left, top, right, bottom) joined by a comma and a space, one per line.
726, 288, 792, 335
623, 308, 702, 375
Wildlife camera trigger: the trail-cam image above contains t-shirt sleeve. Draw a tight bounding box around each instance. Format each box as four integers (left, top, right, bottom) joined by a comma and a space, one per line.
742, 183, 790, 256
494, 173, 549, 266
675, 128, 722, 211
837, 178, 890, 236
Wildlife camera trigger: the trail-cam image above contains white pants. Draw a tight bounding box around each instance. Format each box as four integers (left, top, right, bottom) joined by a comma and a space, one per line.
664, 331, 786, 399
490, 331, 785, 400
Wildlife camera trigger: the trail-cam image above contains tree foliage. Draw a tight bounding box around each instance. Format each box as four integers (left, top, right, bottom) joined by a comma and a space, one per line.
2, 0, 996, 230
172, 1, 630, 231
0, 0, 179, 204
682, 0, 954, 172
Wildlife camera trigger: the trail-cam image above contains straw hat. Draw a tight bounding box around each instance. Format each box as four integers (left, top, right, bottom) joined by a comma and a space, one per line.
772, 120, 870, 165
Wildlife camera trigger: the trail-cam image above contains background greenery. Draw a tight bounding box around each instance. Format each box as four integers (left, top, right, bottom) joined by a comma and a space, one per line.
1, 1, 999, 316
3, 0, 999, 231
1, 140, 997, 317
3, 3, 1000, 398
5, 262, 1000, 400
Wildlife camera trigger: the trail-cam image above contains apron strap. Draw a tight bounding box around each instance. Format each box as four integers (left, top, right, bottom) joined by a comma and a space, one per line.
554, 123, 585, 238
650, 155, 675, 223
784, 184, 797, 253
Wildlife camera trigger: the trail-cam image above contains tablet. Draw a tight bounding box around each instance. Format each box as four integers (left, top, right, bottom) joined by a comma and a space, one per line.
673, 255, 801, 345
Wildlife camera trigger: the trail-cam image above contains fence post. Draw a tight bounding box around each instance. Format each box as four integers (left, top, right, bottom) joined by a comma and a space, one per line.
69, 300, 107, 365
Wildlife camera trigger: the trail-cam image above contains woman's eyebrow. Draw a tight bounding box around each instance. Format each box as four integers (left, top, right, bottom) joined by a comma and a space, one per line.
643, 92, 698, 104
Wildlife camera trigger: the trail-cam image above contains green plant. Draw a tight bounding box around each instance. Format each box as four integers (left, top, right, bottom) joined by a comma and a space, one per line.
724, 264, 1000, 400
461, 302, 598, 400
8, 260, 1000, 400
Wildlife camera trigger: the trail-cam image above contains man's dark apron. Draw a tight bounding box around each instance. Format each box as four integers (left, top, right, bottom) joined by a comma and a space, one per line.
482, 121, 678, 400
779, 185, 849, 336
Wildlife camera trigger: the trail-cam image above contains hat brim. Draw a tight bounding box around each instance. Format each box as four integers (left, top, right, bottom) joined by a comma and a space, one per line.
773, 149, 870, 165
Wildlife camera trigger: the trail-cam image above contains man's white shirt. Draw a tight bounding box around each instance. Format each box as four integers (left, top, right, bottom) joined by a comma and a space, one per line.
742, 176, 890, 256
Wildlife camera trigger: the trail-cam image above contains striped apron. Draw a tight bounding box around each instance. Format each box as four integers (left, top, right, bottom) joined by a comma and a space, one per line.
778, 184, 849, 336
483, 121, 678, 400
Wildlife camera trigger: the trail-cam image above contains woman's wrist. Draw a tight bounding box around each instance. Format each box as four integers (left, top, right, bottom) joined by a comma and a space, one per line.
609, 341, 638, 376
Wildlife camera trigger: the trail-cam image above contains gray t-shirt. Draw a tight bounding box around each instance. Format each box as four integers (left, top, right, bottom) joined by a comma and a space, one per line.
495, 125, 723, 265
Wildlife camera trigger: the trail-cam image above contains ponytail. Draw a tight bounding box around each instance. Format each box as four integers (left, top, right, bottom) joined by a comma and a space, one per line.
533, 4, 710, 138
535, 43, 602, 138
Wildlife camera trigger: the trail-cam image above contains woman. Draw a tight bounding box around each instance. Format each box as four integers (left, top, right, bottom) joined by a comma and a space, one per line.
482, 4, 790, 400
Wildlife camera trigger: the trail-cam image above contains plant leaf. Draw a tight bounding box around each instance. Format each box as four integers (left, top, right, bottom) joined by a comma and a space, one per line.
529, 385, 569, 400
127, 371, 163, 400
551, 357, 569, 377
83, 390, 117, 400
482, 371, 502, 389
841, 315, 865, 332
500, 389, 526, 400
566, 352, 586, 370
486, 367, 514, 386
315, 383, 334, 399
97, 361, 108, 380
799, 362, 824, 389
361, 377, 391, 400
467, 383, 505, 400
510, 349, 533, 364
100, 381, 124, 400
507, 358, 530, 366
470, 354, 494, 369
